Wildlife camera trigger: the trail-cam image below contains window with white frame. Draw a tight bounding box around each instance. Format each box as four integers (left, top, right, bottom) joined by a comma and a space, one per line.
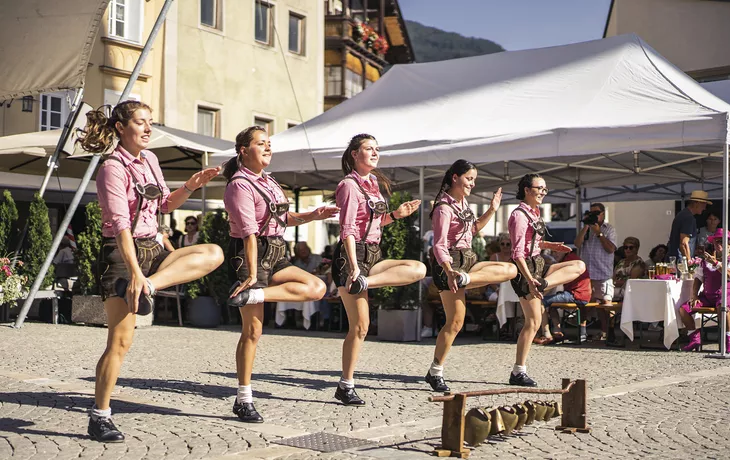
39, 93, 70, 131
325, 66, 342, 96
197, 107, 220, 137
254, 116, 274, 134
344, 68, 363, 98
255, 1, 274, 45
288, 12, 305, 55
108, 0, 143, 43
201, 0, 222, 29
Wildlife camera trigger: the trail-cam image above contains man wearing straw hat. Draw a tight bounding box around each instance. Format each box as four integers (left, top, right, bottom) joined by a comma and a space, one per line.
667, 190, 712, 262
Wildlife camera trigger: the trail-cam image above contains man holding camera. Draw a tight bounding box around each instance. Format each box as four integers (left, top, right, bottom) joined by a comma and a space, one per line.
575, 203, 617, 340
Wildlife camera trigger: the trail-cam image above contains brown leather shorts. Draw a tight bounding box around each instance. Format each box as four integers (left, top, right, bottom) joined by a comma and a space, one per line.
98, 237, 171, 301
229, 236, 291, 289
510, 255, 546, 298
431, 248, 478, 291
332, 241, 382, 288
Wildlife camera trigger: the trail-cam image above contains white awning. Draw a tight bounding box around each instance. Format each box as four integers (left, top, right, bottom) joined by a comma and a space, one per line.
0, 0, 110, 100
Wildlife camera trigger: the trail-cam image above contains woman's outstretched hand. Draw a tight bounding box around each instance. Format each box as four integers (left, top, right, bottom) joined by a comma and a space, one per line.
185, 166, 221, 191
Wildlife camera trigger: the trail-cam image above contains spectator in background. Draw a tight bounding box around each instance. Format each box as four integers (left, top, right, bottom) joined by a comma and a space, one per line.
53, 236, 75, 265
646, 244, 667, 268
178, 216, 199, 248
490, 233, 511, 262
613, 237, 646, 301
536, 248, 591, 344
667, 190, 711, 261
158, 224, 176, 252
169, 218, 183, 248
697, 211, 721, 256
575, 202, 617, 340
292, 242, 322, 274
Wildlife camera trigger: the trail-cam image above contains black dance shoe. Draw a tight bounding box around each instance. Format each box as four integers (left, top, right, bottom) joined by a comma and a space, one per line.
425, 372, 451, 393
114, 278, 154, 315
233, 400, 264, 423
347, 275, 369, 295
227, 281, 251, 307
509, 372, 538, 387
334, 386, 366, 405
88, 417, 125, 443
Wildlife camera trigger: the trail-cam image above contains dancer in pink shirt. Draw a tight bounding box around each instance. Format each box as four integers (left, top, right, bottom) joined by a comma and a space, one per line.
424, 160, 517, 393
77, 101, 224, 443
332, 134, 426, 406
508, 173, 585, 387
223, 126, 338, 423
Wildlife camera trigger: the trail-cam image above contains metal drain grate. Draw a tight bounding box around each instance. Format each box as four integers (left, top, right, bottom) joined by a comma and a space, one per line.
273, 432, 375, 453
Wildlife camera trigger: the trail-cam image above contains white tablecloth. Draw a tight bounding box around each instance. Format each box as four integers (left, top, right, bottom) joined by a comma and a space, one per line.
276, 301, 319, 330
497, 281, 520, 327
620, 279, 694, 349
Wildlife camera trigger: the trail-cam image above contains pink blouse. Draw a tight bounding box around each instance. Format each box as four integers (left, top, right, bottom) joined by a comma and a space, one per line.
225, 166, 288, 239
97, 145, 170, 238
431, 194, 475, 265
335, 172, 385, 244
508, 201, 543, 260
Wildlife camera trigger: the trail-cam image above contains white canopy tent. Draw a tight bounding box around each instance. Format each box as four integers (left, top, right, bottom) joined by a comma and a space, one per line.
211, 33, 729, 204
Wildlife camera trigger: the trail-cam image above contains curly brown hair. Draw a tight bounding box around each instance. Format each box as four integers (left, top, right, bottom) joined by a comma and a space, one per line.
75, 100, 152, 154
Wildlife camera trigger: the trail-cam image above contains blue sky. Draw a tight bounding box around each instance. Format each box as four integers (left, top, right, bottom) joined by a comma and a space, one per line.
398, 0, 613, 51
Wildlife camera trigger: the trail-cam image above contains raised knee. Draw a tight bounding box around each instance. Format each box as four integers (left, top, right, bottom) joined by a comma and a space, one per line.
308, 279, 327, 301
208, 244, 225, 268
505, 264, 518, 279
414, 261, 427, 279
576, 260, 586, 275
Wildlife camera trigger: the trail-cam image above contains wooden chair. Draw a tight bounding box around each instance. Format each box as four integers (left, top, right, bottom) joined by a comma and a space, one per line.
155, 285, 184, 326
691, 306, 718, 352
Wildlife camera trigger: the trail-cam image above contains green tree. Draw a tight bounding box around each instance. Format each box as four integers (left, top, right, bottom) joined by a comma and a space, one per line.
75, 202, 102, 295
187, 210, 230, 305
23, 193, 54, 289
0, 190, 19, 254
375, 191, 423, 309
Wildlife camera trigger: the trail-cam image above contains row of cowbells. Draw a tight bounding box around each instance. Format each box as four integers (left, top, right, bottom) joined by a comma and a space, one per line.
464, 400, 562, 446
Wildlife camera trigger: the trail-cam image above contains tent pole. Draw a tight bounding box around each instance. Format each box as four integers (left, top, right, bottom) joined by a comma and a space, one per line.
13, 0, 176, 329
294, 188, 300, 243
707, 140, 729, 359
202, 151, 208, 216
417, 166, 424, 342
575, 169, 582, 251
11, 88, 85, 268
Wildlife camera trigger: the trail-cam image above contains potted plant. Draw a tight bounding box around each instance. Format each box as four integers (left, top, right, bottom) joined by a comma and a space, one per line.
0, 256, 27, 322
186, 209, 230, 327
71, 201, 107, 324
22, 192, 55, 288
375, 191, 423, 341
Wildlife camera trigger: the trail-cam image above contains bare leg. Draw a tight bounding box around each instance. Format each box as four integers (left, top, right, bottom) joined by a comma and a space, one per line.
540, 307, 553, 338
340, 289, 370, 380
515, 297, 542, 366
237, 303, 264, 385
148, 243, 224, 290
433, 290, 466, 365
543, 260, 586, 289
465, 262, 517, 289
263, 266, 327, 302
366, 259, 426, 289
95, 298, 136, 410
678, 307, 696, 331
549, 308, 562, 333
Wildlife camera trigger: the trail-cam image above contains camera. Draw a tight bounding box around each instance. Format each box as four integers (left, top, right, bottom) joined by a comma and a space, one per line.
582, 210, 601, 226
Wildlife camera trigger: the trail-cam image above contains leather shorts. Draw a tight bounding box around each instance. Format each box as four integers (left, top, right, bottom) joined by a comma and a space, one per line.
431, 248, 478, 291
510, 255, 546, 298
332, 241, 382, 288
229, 236, 291, 289
98, 237, 171, 301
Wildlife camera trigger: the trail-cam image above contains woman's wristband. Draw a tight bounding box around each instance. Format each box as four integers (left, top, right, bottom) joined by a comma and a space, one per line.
183, 183, 195, 193
389, 211, 398, 221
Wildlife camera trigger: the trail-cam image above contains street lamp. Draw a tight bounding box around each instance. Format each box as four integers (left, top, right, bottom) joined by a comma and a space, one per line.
22, 96, 33, 112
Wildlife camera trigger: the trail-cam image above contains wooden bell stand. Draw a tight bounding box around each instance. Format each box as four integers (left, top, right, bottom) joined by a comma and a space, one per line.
429, 378, 590, 458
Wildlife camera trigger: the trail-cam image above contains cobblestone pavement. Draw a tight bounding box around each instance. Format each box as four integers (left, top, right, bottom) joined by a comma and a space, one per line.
1, 322, 729, 459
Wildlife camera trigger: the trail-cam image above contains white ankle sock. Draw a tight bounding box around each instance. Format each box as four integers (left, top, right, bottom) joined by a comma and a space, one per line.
237, 384, 253, 404
246, 289, 265, 305
429, 360, 444, 377
512, 364, 526, 376
90, 406, 112, 420
460, 272, 471, 286
339, 377, 355, 389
